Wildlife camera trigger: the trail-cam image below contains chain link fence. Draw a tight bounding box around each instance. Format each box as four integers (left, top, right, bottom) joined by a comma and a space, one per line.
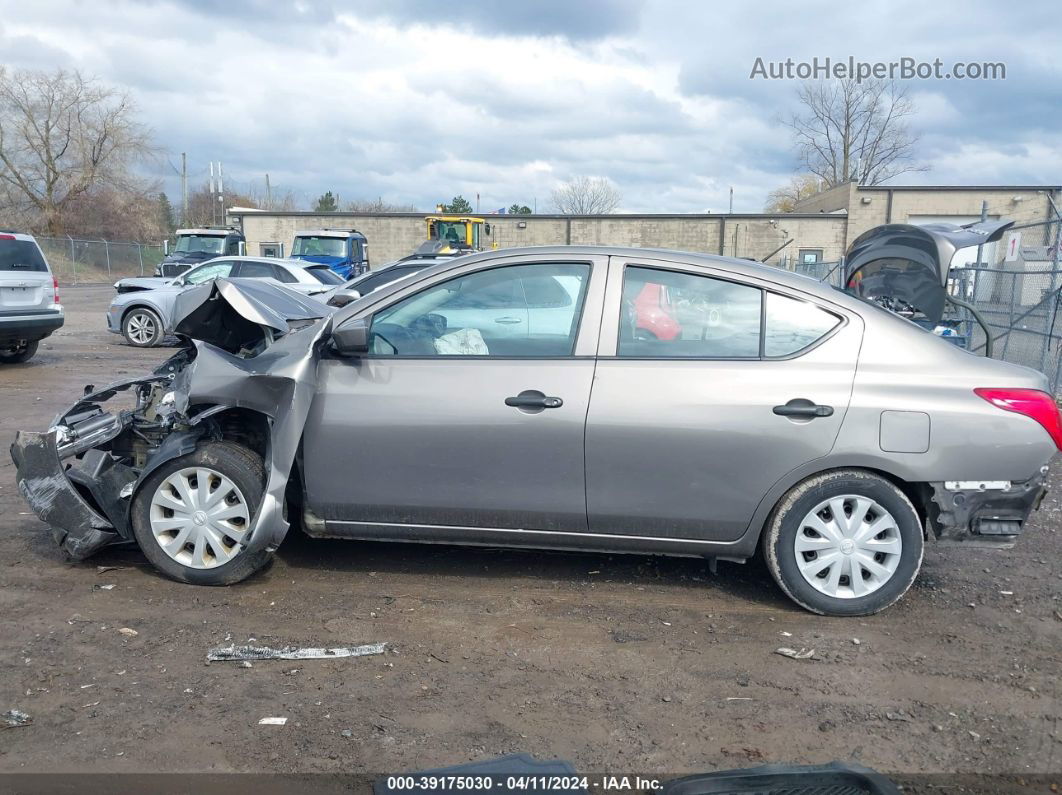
805, 218, 1062, 393
36, 236, 164, 283
947, 217, 1062, 390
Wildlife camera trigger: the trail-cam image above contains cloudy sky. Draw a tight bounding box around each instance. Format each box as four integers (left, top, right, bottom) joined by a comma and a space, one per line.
2, 0, 1059, 212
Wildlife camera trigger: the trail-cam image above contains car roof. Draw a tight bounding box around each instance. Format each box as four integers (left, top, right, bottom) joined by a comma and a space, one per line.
376, 245, 866, 312
175, 228, 238, 237
0, 232, 39, 242
294, 229, 365, 239
200, 255, 331, 271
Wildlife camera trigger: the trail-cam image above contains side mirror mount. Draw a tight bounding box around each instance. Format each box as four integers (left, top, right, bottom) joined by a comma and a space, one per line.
326, 288, 361, 308
331, 317, 370, 356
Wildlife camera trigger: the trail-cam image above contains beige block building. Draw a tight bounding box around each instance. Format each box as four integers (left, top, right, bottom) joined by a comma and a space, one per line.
229, 184, 1060, 270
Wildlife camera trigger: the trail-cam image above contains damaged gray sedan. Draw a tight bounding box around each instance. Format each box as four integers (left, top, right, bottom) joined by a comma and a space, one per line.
11, 238, 1061, 615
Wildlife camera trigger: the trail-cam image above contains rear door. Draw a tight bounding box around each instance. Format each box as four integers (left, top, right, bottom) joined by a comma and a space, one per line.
0, 236, 51, 312
585, 256, 863, 541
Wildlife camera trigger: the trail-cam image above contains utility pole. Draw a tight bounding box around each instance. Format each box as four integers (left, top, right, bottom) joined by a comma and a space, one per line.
265, 173, 272, 210
218, 162, 225, 225
209, 161, 216, 226
729, 186, 734, 214
180, 153, 188, 226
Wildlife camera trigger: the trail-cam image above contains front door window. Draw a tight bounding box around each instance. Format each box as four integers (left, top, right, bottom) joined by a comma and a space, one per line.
369, 263, 591, 357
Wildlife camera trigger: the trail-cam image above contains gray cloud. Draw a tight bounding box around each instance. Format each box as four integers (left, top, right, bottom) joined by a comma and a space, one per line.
1, 0, 1058, 215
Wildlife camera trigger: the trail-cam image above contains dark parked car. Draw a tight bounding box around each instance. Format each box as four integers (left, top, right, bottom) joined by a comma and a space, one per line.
12, 232, 1058, 616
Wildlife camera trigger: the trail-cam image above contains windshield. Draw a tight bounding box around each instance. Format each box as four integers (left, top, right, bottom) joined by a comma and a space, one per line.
432, 221, 467, 244
291, 236, 347, 258
0, 239, 48, 271
173, 235, 225, 254
306, 266, 343, 284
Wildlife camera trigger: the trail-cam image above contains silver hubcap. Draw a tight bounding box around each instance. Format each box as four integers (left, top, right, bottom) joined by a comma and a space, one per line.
127, 312, 156, 344
794, 495, 903, 599
148, 467, 250, 569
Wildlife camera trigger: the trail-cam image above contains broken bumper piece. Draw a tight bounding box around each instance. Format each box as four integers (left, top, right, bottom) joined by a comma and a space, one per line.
930, 470, 1048, 545
11, 430, 136, 559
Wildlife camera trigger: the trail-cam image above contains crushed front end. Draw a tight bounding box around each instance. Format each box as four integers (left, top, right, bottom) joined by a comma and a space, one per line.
11, 278, 335, 561
11, 354, 196, 558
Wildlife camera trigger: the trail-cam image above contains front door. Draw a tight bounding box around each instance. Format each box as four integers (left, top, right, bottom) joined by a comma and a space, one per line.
585, 258, 862, 541
303, 257, 606, 532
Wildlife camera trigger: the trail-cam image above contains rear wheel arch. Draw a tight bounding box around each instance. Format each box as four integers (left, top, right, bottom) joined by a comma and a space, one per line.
753, 463, 930, 548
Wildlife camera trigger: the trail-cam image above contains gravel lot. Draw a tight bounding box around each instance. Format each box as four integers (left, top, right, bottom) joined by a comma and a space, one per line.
0, 286, 1059, 791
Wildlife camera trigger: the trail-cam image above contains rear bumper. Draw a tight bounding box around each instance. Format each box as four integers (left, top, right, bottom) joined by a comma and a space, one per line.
0, 309, 64, 343
929, 470, 1049, 546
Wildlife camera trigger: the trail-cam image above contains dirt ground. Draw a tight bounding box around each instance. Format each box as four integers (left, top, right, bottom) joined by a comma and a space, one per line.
0, 286, 1059, 791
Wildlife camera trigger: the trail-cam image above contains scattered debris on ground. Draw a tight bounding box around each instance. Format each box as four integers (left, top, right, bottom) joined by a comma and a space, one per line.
774, 647, 816, 660
258, 717, 287, 726
207, 643, 386, 662
3, 709, 32, 728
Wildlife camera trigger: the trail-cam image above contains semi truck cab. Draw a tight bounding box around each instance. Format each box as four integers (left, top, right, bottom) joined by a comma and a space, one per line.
290, 229, 369, 280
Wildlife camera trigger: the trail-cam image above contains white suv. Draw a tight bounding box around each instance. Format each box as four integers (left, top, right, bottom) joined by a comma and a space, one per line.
0, 232, 63, 363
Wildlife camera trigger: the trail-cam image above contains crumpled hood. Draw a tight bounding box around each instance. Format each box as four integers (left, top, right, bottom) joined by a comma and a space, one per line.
115, 276, 175, 293
172, 277, 336, 353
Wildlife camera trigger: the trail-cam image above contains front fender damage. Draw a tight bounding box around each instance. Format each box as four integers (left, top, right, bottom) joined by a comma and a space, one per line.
11, 278, 335, 561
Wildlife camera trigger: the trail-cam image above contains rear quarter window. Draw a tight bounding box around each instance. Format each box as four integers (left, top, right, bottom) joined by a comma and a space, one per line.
764, 292, 841, 357
308, 267, 343, 284
0, 240, 48, 272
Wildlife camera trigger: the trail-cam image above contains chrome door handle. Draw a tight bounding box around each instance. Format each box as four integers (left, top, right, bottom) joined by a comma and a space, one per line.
494, 317, 523, 324
773, 398, 833, 418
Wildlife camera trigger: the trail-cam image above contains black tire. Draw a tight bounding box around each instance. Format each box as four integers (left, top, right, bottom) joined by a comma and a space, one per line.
762, 469, 924, 616
122, 307, 164, 347
131, 441, 272, 585
0, 340, 39, 364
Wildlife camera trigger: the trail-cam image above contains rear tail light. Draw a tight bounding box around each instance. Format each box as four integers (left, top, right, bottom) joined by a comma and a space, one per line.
975, 388, 1062, 450
0, 233, 15, 240
53, 276, 60, 305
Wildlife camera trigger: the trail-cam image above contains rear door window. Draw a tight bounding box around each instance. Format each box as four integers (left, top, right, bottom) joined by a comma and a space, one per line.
618, 266, 761, 358
0, 240, 48, 272
763, 292, 841, 357
307, 266, 343, 284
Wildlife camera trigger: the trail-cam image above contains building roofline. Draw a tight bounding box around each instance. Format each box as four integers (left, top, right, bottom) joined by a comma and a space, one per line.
228, 210, 843, 220
855, 184, 1062, 192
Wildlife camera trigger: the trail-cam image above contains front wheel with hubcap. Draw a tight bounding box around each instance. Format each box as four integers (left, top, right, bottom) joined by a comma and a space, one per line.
122, 307, 164, 347
763, 469, 924, 616
131, 441, 271, 585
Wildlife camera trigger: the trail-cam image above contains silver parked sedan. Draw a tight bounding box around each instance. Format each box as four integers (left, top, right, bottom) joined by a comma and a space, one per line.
107, 255, 343, 346
13, 224, 1059, 616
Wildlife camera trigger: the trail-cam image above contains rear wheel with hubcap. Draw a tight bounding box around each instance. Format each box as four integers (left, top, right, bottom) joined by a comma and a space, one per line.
763, 469, 923, 616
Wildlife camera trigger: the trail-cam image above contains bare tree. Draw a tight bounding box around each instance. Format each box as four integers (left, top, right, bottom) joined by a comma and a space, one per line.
550, 176, 621, 214
344, 196, 419, 213
784, 79, 926, 187
0, 67, 156, 235
764, 174, 823, 212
